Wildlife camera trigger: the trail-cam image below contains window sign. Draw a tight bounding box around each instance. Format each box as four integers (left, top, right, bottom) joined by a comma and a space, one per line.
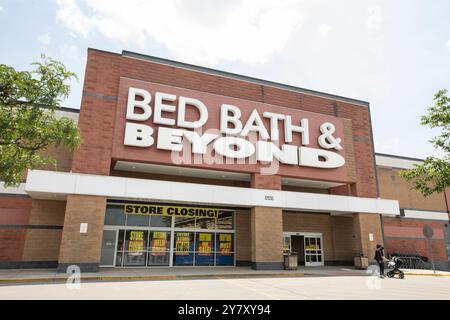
218, 234, 232, 255
195, 233, 214, 266
174, 232, 194, 266
128, 231, 145, 255
123, 230, 148, 266
175, 232, 191, 255
151, 231, 168, 256
148, 231, 170, 266
216, 233, 234, 266
124, 204, 219, 218
198, 233, 212, 255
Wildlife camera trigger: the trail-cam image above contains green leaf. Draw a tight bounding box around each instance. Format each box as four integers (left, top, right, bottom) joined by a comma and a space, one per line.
400, 89, 450, 196
0, 55, 81, 187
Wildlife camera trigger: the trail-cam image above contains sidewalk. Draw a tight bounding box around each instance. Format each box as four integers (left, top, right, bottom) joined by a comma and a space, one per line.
0, 266, 449, 285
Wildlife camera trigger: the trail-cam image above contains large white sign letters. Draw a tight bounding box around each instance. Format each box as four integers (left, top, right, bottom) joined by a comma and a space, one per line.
123, 87, 345, 169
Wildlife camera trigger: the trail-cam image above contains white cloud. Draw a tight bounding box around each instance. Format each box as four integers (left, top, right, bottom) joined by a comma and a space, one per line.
366, 5, 382, 30
319, 24, 330, 37
55, 0, 303, 66
56, 0, 93, 37
446, 40, 450, 50
59, 44, 83, 62
374, 137, 400, 154
0, 6, 3, 11
38, 33, 52, 45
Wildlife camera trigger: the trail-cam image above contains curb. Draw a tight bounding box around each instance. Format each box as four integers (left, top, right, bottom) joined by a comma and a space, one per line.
404, 272, 450, 277
0, 273, 306, 285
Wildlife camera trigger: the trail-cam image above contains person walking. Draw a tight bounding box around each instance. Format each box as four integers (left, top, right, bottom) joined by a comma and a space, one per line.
374, 244, 385, 278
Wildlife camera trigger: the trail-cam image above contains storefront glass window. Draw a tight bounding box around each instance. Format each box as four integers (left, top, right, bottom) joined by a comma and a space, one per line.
126, 214, 150, 227
216, 211, 234, 230
195, 233, 215, 266
147, 231, 170, 266
174, 217, 196, 229
196, 217, 216, 230
103, 202, 236, 268
150, 215, 172, 227
215, 233, 234, 266
123, 230, 148, 266
283, 236, 291, 253
173, 232, 194, 266
105, 205, 126, 225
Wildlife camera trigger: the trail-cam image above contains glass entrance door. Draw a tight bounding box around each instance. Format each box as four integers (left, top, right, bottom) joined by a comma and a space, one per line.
100, 230, 117, 266
304, 235, 324, 267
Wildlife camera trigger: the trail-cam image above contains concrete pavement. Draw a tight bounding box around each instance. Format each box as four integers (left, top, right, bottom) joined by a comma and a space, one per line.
0, 266, 449, 285
1, 274, 450, 300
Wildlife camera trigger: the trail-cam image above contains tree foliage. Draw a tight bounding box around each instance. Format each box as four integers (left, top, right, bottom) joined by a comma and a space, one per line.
0, 55, 81, 187
399, 89, 450, 196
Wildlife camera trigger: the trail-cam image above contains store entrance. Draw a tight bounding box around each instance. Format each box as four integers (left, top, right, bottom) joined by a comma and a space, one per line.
283, 232, 324, 267
290, 235, 305, 266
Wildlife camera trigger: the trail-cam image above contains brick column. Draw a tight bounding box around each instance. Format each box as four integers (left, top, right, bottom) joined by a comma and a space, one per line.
251, 206, 284, 269
57, 195, 107, 273
352, 213, 383, 262
250, 173, 283, 270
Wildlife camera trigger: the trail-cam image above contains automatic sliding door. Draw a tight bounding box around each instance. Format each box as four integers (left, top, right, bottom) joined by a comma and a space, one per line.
304, 235, 324, 266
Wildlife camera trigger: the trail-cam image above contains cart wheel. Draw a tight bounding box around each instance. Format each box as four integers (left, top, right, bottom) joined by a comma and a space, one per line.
399, 273, 404, 279
387, 271, 394, 278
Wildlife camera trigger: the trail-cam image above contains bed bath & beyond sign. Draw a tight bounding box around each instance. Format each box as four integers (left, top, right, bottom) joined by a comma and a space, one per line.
123, 87, 345, 169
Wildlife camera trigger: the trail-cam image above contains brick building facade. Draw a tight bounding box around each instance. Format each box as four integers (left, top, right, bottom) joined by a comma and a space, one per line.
0, 48, 449, 271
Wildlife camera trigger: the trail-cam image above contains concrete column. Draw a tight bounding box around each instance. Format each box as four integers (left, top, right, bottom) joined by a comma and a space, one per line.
57, 195, 107, 273
352, 213, 383, 262
251, 206, 284, 270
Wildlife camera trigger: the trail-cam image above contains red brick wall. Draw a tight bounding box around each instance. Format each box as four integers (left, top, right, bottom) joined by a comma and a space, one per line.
0, 229, 27, 261
73, 49, 377, 198
251, 174, 281, 190
71, 50, 121, 175
0, 196, 32, 261
383, 217, 448, 262
335, 103, 377, 198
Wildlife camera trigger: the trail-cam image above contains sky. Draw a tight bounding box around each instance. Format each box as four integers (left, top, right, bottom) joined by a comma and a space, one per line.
0, 0, 449, 159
